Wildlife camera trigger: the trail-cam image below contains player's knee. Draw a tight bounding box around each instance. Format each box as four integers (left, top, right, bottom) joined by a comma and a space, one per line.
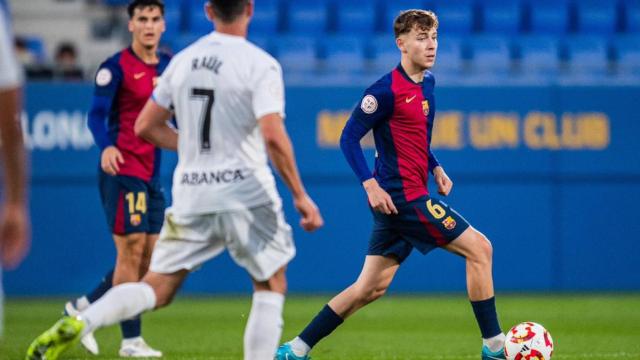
117, 234, 146, 259
472, 232, 493, 265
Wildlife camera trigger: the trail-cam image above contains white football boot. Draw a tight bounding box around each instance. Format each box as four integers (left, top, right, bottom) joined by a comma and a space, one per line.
119, 337, 163, 358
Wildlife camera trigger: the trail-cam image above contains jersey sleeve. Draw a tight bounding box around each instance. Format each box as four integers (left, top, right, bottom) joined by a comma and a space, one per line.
340, 84, 394, 183
87, 59, 122, 150
252, 57, 285, 120
93, 59, 122, 98
424, 72, 440, 173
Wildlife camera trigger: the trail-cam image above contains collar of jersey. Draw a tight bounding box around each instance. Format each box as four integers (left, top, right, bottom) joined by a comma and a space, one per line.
396, 63, 423, 86
208, 31, 247, 43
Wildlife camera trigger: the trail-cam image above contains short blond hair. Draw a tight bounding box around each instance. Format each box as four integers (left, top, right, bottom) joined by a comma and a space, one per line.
393, 9, 439, 38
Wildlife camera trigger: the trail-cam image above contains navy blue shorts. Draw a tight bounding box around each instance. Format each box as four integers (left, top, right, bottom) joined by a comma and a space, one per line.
368, 195, 470, 263
98, 170, 166, 235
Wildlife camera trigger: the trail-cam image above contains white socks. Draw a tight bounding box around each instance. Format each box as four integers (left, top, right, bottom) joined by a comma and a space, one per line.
243, 291, 285, 360
75, 296, 90, 310
79, 282, 156, 337
289, 336, 311, 356
483, 332, 506, 352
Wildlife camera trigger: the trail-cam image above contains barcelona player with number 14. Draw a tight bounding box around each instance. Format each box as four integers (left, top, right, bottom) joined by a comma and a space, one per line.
63, 0, 169, 357
277, 9, 507, 360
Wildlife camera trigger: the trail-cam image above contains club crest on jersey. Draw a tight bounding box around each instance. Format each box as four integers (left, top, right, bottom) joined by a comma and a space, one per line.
361, 95, 378, 114
442, 216, 456, 230
130, 214, 142, 226
422, 100, 430, 116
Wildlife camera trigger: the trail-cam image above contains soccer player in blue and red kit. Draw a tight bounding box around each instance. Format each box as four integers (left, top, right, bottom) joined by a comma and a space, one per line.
276, 10, 507, 360
64, 0, 169, 357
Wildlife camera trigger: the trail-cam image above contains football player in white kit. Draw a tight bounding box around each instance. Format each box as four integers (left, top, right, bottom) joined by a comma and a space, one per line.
0, 0, 30, 339
26, 1, 323, 359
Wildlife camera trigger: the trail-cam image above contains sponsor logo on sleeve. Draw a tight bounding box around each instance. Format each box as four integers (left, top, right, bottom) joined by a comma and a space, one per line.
95, 68, 112, 86
361, 95, 378, 114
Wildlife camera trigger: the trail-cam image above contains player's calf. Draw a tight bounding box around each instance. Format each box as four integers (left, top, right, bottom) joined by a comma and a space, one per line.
113, 233, 146, 284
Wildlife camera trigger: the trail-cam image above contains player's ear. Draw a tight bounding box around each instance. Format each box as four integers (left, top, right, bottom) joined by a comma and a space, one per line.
246, 0, 254, 18
128, 19, 135, 33
204, 2, 215, 22
396, 36, 407, 54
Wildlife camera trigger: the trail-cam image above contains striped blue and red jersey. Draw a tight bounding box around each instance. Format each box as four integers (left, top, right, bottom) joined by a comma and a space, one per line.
88, 47, 171, 182
340, 65, 440, 204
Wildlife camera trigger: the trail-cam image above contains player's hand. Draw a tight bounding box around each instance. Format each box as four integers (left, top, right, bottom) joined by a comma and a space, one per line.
433, 166, 453, 196
363, 178, 398, 215
293, 194, 324, 232
0, 202, 30, 270
101, 146, 124, 176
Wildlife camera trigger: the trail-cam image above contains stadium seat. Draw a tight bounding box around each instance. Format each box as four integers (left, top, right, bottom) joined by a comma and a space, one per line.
431, 35, 464, 74
249, 0, 280, 34
612, 35, 640, 73
286, 1, 328, 34
320, 35, 367, 74
103, 0, 129, 5
370, 35, 401, 73
576, 0, 618, 34
433, 0, 475, 34
623, 0, 640, 32
383, 1, 426, 32
273, 36, 319, 73
21, 36, 47, 64
515, 35, 561, 74
482, 0, 523, 34
529, 0, 571, 34
564, 35, 610, 74
336, 0, 377, 34
468, 35, 512, 74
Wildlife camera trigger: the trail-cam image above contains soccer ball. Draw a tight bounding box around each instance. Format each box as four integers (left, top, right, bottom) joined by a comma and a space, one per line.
504, 322, 554, 360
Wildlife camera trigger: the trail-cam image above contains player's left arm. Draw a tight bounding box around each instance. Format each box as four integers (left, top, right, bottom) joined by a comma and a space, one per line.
429, 128, 452, 196
426, 91, 452, 196
134, 99, 177, 150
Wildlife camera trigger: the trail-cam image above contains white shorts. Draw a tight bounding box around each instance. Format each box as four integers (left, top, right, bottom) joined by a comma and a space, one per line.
150, 202, 295, 282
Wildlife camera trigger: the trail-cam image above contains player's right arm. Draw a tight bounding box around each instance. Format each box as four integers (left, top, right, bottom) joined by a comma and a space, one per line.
340, 86, 397, 215
87, 60, 124, 176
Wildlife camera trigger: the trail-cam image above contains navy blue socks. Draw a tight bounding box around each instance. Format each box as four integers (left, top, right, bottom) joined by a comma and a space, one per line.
471, 296, 502, 338
299, 304, 344, 348
86, 269, 114, 303
86, 269, 141, 339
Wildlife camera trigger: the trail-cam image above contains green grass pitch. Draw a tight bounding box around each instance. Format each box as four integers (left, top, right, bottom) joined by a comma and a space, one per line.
2, 294, 639, 359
